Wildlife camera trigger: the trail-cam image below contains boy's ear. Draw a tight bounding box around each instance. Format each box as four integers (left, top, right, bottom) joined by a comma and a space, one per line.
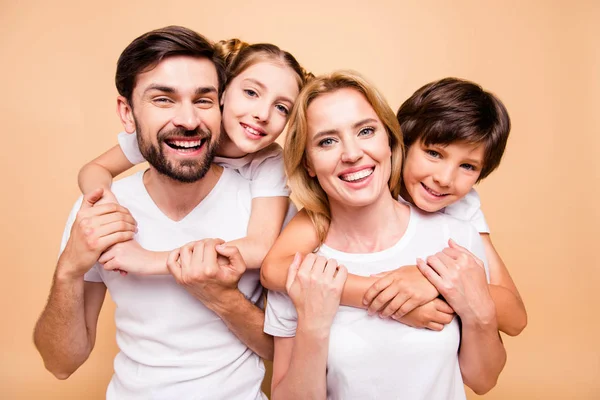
116, 96, 136, 133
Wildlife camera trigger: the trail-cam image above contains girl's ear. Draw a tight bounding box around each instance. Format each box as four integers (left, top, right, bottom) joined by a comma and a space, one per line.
220, 88, 227, 107
116, 96, 136, 133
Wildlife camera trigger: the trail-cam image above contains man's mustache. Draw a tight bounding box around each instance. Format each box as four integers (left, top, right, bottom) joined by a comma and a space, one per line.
158, 127, 212, 141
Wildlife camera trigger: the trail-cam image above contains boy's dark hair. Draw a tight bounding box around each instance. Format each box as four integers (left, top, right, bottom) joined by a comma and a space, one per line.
397, 77, 511, 181
115, 26, 226, 106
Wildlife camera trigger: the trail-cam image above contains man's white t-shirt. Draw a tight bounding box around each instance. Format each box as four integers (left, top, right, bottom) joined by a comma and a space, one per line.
264, 206, 489, 400
60, 168, 266, 400
118, 131, 290, 199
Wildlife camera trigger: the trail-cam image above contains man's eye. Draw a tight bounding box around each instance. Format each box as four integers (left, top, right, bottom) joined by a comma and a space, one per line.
154, 97, 172, 104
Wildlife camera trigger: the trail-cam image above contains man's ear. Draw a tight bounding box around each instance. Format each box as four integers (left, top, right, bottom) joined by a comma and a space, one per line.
116, 96, 136, 133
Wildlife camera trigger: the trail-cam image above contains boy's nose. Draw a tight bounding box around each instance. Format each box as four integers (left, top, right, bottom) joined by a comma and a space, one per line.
433, 166, 454, 187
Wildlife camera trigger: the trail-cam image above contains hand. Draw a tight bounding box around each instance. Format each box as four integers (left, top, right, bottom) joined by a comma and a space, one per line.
363, 265, 439, 319
59, 188, 137, 279
285, 253, 348, 334
417, 239, 496, 326
99, 240, 162, 275
93, 187, 119, 206
166, 239, 246, 310
396, 298, 455, 331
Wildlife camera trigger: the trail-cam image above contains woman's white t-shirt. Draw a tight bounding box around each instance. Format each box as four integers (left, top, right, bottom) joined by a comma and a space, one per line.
265, 206, 489, 400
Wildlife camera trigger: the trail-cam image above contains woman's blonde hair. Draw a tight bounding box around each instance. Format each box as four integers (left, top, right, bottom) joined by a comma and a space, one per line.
284, 70, 404, 244
214, 39, 313, 90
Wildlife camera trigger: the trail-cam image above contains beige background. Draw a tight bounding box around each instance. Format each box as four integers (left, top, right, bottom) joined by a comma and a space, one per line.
2, 0, 599, 398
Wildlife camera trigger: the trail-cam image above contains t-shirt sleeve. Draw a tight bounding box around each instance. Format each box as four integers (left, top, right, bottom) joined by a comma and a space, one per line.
246, 145, 291, 199
467, 226, 490, 283
264, 290, 298, 337
443, 189, 490, 233
59, 197, 104, 283
117, 131, 146, 165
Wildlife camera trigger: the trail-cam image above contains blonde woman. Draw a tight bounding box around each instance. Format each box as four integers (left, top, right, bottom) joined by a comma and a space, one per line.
265, 71, 506, 399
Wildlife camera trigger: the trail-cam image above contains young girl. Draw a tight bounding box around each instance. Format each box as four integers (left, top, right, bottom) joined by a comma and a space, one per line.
261, 77, 527, 336
78, 39, 311, 273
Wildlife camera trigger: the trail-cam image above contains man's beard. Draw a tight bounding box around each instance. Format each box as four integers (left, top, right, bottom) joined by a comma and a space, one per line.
136, 123, 220, 183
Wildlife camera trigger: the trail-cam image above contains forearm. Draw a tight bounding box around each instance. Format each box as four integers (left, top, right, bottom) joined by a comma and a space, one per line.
227, 236, 269, 270
33, 268, 93, 378
78, 163, 114, 194
271, 324, 329, 400
458, 317, 506, 395
209, 290, 274, 360
488, 284, 527, 336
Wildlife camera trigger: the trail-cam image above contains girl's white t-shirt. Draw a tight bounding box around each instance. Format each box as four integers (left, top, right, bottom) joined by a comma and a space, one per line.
118, 131, 290, 199
265, 205, 489, 400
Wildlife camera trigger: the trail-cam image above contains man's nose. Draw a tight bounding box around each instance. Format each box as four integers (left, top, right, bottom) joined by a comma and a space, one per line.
173, 102, 200, 130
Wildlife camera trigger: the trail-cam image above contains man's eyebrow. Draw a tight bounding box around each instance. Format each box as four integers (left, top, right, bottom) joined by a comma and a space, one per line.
142, 85, 218, 95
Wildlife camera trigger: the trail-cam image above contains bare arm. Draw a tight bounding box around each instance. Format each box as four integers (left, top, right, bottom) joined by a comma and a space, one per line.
227, 196, 288, 270
482, 233, 527, 336
78, 145, 134, 194
167, 240, 274, 360
261, 209, 374, 308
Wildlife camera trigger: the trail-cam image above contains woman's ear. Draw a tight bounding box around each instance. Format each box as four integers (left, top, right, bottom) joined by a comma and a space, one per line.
303, 157, 316, 178
116, 96, 136, 133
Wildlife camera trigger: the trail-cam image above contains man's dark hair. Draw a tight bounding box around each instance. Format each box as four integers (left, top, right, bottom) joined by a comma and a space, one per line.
115, 25, 226, 106
397, 77, 511, 181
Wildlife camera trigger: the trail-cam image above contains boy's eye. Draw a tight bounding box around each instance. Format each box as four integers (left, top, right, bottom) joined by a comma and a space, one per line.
460, 163, 477, 171
318, 137, 336, 147
275, 104, 289, 115
244, 89, 258, 97
425, 149, 441, 158
358, 127, 374, 136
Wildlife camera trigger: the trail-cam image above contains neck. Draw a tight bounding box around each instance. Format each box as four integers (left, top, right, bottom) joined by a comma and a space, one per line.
217, 134, 248, 158
143, 164, 223, 221
326, 191, 410, 253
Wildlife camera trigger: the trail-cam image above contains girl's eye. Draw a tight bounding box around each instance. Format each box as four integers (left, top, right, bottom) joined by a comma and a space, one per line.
244, 89, 258, 97
425, 149, 441, 158
318, 138, 336, 147
358, 127, 374, 136
275, 104, 289, 115
460, 163, 477, 171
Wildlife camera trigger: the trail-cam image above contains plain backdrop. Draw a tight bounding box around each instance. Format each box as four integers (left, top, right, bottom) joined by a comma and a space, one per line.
1, 0, 599, 398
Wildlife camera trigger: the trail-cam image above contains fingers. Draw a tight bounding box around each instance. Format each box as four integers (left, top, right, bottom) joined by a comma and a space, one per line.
285, 252, 302, 294
433, 298, 455, 314
381, 296, 420, 319
323, 258, 338, 280
179, 242, 194, 269
416, 258, 444, 289
368, 285, 409, 316
363, 275, 393, 307
215, 244, 246, 273
95, 231, 135, 253
81, 188, 104, 208
333, 264, 348, 287
427, 322, 444, 331
166, 248, 182, 279
90, 211, 137, 229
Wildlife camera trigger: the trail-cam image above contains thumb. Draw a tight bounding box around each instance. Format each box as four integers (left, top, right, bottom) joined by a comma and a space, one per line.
82, 188, 104, 209
285, 252, 302, 294
448, 238, 470, 254
215, 244, 246, 272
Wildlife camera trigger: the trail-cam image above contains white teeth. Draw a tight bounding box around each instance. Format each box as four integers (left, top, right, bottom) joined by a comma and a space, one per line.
173, 140, 201, 148
423, 184, 446, 197
244, 125, 261, 136
340, 168, 373, 182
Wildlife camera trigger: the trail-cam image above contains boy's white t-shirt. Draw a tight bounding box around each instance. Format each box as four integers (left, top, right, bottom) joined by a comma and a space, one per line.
60, 169, 266, 400
118, 131, 290, 199
442, 189, 490, 233
264, 206, 489, 400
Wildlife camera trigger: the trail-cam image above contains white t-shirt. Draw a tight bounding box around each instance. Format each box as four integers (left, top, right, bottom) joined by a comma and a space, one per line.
442, 189, 489, 233
118, 131, 290, 199
60, 168, 266, 400
264, 206, 489, 400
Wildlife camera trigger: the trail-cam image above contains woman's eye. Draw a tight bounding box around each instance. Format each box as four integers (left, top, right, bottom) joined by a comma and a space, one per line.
244, 89, 258, 97
318, 138, 335, 147
275, 104, 289, 115
425, 149, 441, 158
358, 127, 374, 136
